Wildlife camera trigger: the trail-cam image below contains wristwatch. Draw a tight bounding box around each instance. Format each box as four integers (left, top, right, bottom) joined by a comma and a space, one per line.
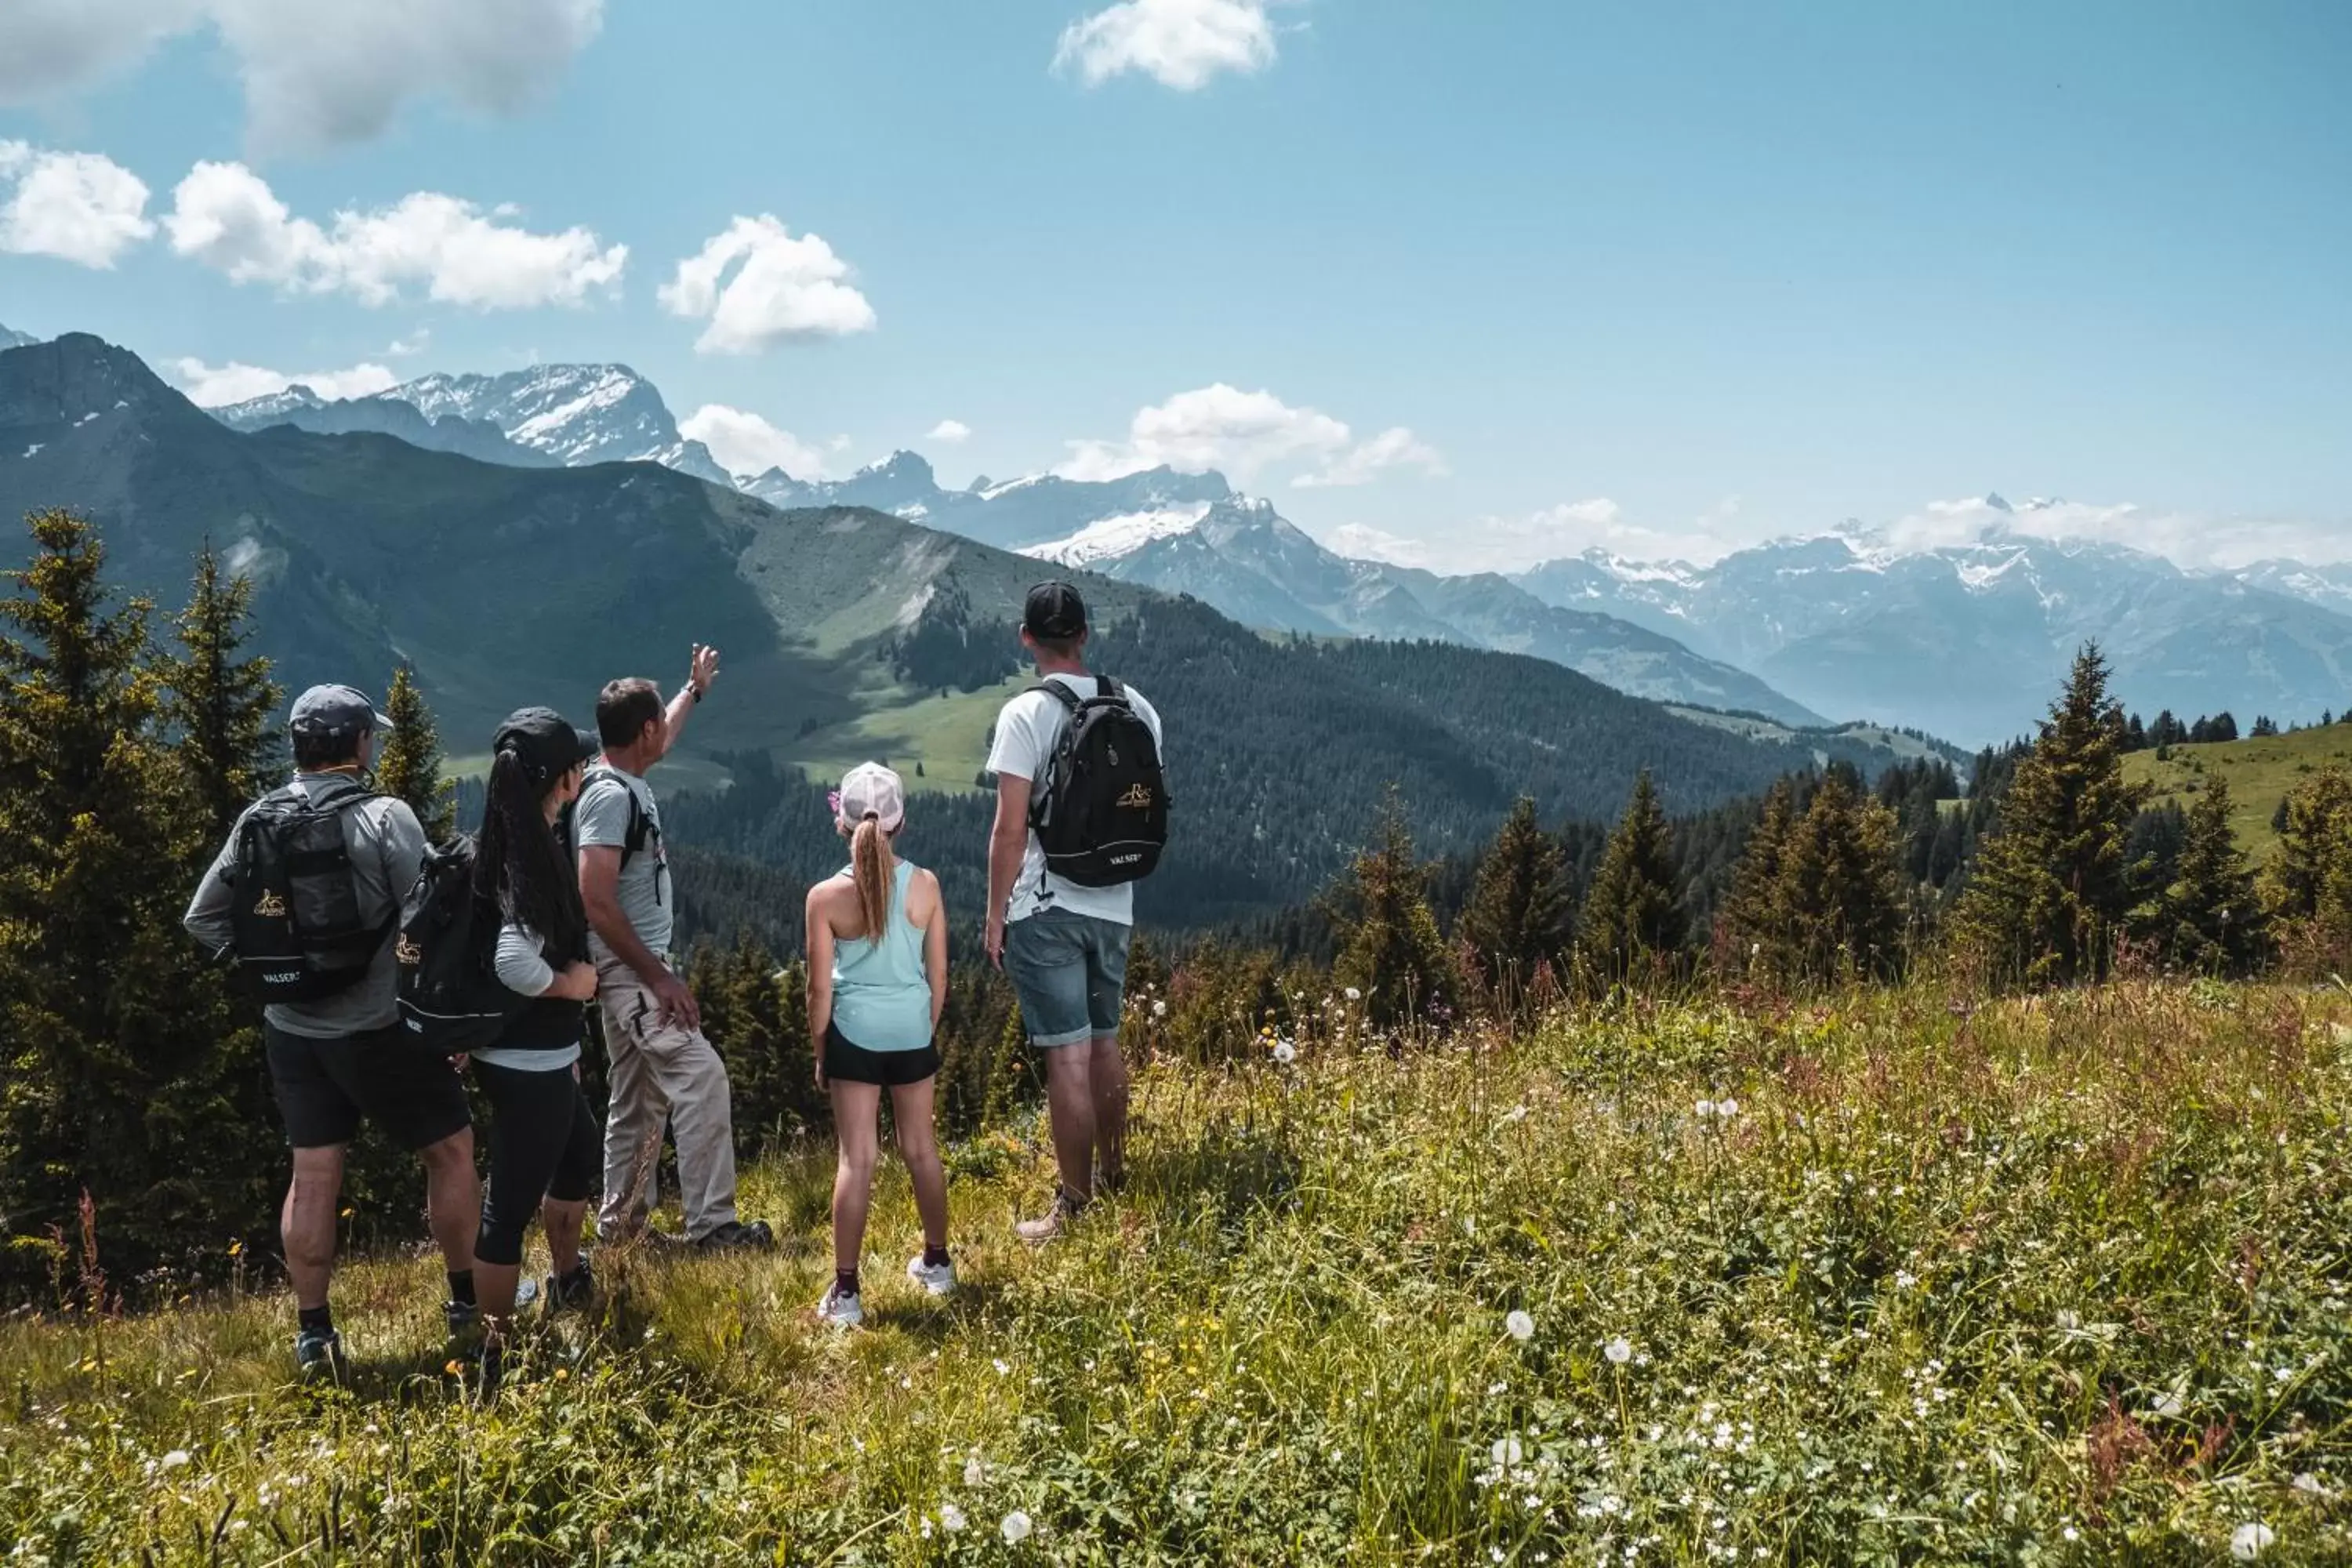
688, 682, 705, 704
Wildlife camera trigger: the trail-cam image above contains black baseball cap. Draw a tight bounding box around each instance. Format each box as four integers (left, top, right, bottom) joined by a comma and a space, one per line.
289, 684, 390, 739
1024, 580, 1087, 641
493, 706, 599, 786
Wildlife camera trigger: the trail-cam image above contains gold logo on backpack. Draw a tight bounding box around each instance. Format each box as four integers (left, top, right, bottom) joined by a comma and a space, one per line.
1117, 783, 1153, 811
253, 890, 288, 919
395, 934, 421, 966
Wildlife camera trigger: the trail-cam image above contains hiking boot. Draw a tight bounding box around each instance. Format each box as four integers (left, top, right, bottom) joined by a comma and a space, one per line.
906, 1252, 957, 1297
293, 1325, 347, 1380
1014, 1190, 1088, 1246
544, 1260, 595, 1316
694, 1219, 775, 1254
815, 1279, 864, 1328
475, 1339, 505, 1402
443, 1300, 480, 1345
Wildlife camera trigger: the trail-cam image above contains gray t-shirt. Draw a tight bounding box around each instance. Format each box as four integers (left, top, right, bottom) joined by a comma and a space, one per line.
574, 763, 672, 958
183, 775, 426, 1039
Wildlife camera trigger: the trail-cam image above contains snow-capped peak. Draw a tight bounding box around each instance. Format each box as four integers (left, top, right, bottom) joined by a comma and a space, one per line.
1017, 503, 1214, 568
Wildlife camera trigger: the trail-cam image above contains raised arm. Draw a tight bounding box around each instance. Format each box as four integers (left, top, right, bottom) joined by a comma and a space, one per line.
661, 644, 721, 754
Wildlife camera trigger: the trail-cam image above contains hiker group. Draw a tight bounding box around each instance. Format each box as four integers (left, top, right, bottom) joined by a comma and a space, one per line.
183, 582, 1167, 1376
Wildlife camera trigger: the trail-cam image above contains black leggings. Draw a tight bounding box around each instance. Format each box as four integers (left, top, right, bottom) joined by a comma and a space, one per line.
475, 1058, 601, 1267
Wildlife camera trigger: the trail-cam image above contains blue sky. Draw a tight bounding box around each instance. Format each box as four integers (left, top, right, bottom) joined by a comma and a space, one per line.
2, 0, 2348, 568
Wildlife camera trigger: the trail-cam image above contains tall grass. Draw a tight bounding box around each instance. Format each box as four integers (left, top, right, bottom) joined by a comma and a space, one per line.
4, 981, 2350, 1563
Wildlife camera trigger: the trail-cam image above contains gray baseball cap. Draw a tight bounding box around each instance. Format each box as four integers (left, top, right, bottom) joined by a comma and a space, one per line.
288, 684, 391, 738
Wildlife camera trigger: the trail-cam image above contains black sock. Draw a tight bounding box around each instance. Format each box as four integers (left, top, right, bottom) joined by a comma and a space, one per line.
922, 1244, 950, 1269
298, 1303, 334, 1334
834, 1269, 860, 1298
559, 1259, 591, 1286
447, 1270, 476, 1306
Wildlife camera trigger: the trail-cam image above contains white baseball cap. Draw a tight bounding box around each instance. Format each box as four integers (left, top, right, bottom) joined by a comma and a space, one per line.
834, 761, 906, 832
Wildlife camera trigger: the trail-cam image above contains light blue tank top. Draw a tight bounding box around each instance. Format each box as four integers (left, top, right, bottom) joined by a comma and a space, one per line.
829, 858, 933, 1051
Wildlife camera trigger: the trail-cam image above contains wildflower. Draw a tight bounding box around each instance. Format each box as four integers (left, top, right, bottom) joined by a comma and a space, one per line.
964, 1457, 985, 1487
1505, 1310, 1536, 1342
1274, 1040, 1296, 1065
1694, 1098, 1715, 1118
993, 1359, 1011, 1376
2055, 1309, 2080, 1331
159, 1450, 190, 1472
2151, 1391, 2184, 1417
1604, 1337, 1632, 1365
940, 1503, 967, 1532
1491, 1436, 1524, 1465
1001, 1509, 1033, 1544
1715, 1098, 1738, 1119
1152, 1000, 1167, 1019
2231, 1521, 2274, 1559
1345, 986, 1362, 1002
1893, 1271, 1918, 1290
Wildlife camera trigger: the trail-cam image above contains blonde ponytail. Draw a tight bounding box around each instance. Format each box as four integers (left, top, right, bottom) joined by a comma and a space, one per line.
851, 815, 894, 939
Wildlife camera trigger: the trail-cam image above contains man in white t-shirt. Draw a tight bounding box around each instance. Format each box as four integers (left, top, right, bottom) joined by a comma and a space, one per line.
984, 582, 1163, 1243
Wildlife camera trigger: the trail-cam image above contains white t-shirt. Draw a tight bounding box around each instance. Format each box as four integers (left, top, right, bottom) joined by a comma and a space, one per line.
985, 673, 1164, 927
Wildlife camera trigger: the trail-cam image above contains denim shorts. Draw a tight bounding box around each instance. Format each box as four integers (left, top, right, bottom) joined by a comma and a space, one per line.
1003, 908, 1131, 1049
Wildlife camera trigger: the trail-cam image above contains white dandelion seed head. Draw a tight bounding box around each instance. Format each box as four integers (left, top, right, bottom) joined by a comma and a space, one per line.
1345, 986, 1363, 1002
964, 1457, 985, 1487
2231, 1521, 2275, 1559
2292, 1472, 2327, 1497
1505, 1310, 1536, 1342
1151, 1000, 1167, 1019
1715, 1098, 1738, 1118
939, 1502, 967, 1532
160, 1450, 190, 1471
1694, 1098, 1715, 1118
1491, 1436, 1524, 1466
1273, 1040, 1296, 1065
1604, 1337, 1633, 1365
1001, 1509, 1033, 1544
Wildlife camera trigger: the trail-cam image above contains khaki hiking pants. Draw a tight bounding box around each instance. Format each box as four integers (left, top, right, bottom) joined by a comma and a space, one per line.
593, 949, 742, 1243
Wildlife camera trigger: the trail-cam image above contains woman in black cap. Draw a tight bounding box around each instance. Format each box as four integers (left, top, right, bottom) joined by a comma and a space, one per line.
469, 706, 604, 1348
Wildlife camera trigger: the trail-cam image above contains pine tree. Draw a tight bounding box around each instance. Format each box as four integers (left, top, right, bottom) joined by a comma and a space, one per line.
160, 543, 281, 840
2151, 775, 2268, 975
372, 663, 455, 840
1773, 770, 1908, 983
2263, 768, 2352, 923
0, 513, 274, 1294
1459, 796, 1571, 1004
1577, 770, 1684, 989
1953, 644, 2148, 987
1718, 777, 1794, 978
1331, 793, 1456, 1029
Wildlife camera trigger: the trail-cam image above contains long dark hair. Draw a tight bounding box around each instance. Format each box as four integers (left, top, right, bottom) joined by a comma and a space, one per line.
475, 750, 588, 960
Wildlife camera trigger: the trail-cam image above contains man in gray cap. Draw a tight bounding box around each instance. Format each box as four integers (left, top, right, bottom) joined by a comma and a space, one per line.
185, 683, 481, 1377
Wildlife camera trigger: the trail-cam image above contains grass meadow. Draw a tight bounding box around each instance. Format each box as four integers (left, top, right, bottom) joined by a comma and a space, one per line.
4, 981, 2350, 1564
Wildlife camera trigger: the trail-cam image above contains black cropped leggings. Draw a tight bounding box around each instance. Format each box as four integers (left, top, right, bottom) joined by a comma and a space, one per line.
474, 1058, 601, 1267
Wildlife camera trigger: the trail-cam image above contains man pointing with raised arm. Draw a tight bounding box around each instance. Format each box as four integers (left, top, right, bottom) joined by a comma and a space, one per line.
577, 645, 772, 1253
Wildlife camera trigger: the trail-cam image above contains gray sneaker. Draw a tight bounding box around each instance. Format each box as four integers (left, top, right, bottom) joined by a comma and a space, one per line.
293, 1325, 347, 1380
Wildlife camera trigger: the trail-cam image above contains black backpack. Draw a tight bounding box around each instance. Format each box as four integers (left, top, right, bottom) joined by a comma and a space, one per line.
394, 838, 521, 1054
1026, 677, 1170, 888
226, 782, 394, 1001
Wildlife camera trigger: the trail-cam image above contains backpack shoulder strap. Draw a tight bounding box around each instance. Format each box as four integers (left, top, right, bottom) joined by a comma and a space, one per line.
1027, 680, 1082, 713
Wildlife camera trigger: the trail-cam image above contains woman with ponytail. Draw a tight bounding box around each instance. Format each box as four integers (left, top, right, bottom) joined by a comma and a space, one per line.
804, 762, 952, 1327
470, 707, 602, 1367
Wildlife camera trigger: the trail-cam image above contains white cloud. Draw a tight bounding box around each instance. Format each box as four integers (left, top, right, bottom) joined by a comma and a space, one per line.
679, 403, 840, 481
386, 328, 429, 357
0, 0, 604, 152
1323, 498, 1740, 575
167, 355, 397, 407
1886, 493, 2352, 571
659, 216, 877, 355
0, 142, 155, 268
1294, 425, 1447, 488
927, 419, 972, 445
1058, 383, 1352, 483
165, 161, 625, 309
1054, 0, 1281, 90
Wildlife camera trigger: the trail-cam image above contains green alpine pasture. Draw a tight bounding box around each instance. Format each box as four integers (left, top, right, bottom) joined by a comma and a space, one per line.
5, 982, 2350, 1564
2126, 725, 2352, 862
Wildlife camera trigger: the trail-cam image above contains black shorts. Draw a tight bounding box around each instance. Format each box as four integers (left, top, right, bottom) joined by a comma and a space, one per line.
265, 1023, 472, 1152
824, 1024, 939, 1087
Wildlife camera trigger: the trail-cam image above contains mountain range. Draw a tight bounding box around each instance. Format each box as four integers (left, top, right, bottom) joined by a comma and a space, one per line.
199, 358, 1823, 724
32, 318, 2347, 746
1515, 505, 2352, 743
2, 331, 1922, 931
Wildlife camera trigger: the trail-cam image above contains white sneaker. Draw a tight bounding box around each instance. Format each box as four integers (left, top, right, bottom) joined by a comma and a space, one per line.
906, 1253, 957, 1297
816, 1280, 864, 1328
